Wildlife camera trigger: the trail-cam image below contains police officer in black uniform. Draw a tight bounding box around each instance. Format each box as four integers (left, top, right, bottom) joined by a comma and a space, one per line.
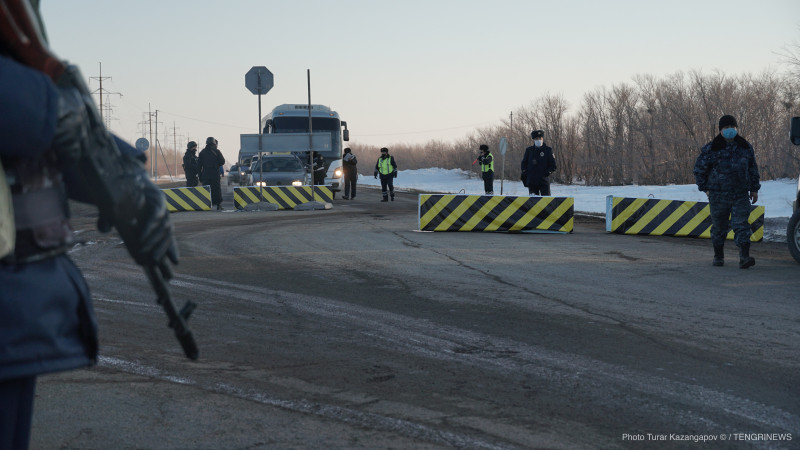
342, 147, 358, 199
182, 140, 199, 187
198, 137, 226, 210
312, 151, 326, 186
521, 129, 557, 196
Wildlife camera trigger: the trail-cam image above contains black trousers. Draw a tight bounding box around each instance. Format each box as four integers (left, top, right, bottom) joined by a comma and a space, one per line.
482, 172, 494, 194
202, 177, 223, 206
380, 175, 394, 198
0, 376, 36, 450
528, 183, 551, 196
344, 171, 357, 198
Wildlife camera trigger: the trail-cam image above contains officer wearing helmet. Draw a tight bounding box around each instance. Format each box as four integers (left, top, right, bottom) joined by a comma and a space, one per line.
198, 136, 226, 210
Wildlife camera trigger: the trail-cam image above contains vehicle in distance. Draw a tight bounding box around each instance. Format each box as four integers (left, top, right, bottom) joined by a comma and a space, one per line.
246, 155, 305, 187
227, 164, 246, 186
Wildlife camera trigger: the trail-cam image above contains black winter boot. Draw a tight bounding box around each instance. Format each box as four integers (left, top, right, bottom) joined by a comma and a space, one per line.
739, 242, 755, 269
712, 245, 724, 267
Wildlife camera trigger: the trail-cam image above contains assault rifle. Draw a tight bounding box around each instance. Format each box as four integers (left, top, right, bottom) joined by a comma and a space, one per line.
0, 0, 198, 360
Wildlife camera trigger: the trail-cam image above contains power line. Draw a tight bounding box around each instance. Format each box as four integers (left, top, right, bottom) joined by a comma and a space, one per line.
89, 62, 121, 130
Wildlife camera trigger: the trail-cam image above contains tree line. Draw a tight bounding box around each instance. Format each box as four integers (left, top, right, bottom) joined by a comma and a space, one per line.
351, 70, 800, 185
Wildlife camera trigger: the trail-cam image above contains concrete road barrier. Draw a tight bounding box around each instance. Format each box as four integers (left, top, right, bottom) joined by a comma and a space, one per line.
606, 195, 764, 242
419, 194, 574, 233
234, 186, 334, 210
162, 186, 212, 212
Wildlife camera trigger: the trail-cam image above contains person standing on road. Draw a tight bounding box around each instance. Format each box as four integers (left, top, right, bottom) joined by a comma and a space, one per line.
521, 129, 556, 196
477, 144, 494, 195
0, 6, 178, 447
312, 151, 326, 186
198, 137, 226, 210
374, 147, 398, 202
342, 147, 358, 200
182, 141, 199, 187
693, 114, 761, 269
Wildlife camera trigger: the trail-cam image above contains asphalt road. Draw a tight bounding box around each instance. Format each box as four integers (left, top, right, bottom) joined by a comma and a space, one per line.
31, 184, 799, 449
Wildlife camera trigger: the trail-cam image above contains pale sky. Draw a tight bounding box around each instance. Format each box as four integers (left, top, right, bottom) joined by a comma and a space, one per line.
41, 0, 799, 164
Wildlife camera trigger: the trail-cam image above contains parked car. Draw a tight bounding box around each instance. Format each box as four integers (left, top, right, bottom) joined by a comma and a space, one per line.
227, 164, 246, 186
246, 155, 306, 187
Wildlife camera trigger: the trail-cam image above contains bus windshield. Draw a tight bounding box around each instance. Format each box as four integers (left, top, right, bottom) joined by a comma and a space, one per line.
270, 116, 342, 159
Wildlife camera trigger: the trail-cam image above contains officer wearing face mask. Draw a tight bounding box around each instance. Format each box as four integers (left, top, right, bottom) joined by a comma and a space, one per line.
693, 114, 761, 269
521, 129, 556, 196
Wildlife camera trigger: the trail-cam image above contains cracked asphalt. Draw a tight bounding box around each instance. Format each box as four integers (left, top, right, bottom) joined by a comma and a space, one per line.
31, 185, 800, 449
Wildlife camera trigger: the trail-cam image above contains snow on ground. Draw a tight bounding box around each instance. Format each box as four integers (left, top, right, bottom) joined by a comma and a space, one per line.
358, 168, 797, 218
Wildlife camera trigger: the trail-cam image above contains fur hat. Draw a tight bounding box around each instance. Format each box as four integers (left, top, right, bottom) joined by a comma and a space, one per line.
718, 115, 737, 130
531, 130, 544, 139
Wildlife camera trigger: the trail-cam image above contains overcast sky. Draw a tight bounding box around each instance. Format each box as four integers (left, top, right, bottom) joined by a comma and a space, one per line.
41, 0, 798, 164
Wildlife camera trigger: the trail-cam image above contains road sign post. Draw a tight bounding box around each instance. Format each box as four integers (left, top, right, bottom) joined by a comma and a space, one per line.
245, 66, 273, 202
499, 137, 508, 195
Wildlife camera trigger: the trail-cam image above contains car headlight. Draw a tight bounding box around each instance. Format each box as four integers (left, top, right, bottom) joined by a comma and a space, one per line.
334, 168, 343, 178
255, 181, 267, 187
292, 180, 303, 187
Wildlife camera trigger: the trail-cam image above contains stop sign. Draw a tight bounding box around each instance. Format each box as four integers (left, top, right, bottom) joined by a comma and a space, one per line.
245, 66, 273, 95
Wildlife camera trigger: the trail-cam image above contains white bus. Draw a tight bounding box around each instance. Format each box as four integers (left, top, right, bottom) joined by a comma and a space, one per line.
255, 104, 350, 194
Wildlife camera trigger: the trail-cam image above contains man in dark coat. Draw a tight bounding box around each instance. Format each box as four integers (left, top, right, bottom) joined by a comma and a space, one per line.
374, 147, 398, 202
198, 137, 226, 210
312, 151, 326, 186
693, 114, 761, 268
0, 13, 177, 447
182, 141, 199, 187
342, 147, 358, 199
521, 129, 556, 196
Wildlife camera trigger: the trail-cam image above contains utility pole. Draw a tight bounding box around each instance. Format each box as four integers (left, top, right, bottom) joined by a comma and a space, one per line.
154, 109, 159, 180
90, 62, 121, 130
171, 122, 181, 176
145, 104, 163, 179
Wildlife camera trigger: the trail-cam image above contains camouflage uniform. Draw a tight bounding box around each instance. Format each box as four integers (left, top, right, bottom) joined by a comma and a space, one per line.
693, 134, 760, 247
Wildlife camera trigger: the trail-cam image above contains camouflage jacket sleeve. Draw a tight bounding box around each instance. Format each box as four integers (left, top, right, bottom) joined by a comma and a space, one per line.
746, 147, 761, 192
693, 143, 712, 192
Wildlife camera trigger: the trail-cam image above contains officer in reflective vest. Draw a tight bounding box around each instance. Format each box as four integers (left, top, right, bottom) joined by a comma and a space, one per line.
477, 144, 494, 195
373, 147, 397, 202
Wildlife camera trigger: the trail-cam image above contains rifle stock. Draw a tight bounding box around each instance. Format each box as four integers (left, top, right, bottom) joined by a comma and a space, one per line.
0, 0, 199, 360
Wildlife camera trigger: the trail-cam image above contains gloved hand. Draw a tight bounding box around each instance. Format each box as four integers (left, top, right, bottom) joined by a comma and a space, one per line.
105, 156, 179, 268
374, 171, 378, 179
52, 86, 90, 163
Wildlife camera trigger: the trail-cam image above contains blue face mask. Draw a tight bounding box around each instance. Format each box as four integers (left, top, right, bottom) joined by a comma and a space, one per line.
721, 128, 737, 139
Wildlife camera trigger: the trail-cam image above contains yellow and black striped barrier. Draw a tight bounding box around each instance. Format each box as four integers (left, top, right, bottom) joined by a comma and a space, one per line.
419, 194, 574, 232
606, 196, 764, 242
234, 186, 334, 210
162, 186, 211, 212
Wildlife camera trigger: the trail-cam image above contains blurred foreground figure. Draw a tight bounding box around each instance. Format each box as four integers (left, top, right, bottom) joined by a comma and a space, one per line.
0, 1, 180, 447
